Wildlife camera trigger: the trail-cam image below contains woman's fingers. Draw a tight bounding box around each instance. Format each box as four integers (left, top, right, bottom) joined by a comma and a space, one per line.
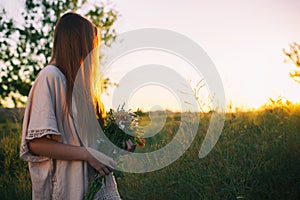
98, 170, 106, 177
102, 166, 111, 175
87, 152, 114, 176
106, 166, 113, 172
126, 139, 137, 152
125, 140, 130, 148
97, 166, 112, 176
128, 139, 135, 146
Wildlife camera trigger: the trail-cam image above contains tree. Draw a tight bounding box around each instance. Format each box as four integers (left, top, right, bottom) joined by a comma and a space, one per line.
283, 42, 300, 83
0, 0, 118, 107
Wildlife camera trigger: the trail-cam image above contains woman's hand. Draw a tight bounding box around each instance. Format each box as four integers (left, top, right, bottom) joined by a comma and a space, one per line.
86, 150, 113, 177
125, 139, 137, 152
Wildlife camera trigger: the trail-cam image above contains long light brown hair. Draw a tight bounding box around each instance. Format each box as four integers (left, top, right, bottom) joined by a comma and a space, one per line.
49, 12, 105, 123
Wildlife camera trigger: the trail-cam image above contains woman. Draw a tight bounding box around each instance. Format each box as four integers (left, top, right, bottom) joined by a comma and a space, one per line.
20, 12, 135, 200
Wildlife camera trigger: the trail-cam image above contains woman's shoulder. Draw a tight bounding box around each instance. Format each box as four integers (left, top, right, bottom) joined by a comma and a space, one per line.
38, 65, 65, 80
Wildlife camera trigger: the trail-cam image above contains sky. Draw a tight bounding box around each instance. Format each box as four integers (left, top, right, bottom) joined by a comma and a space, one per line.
1, 0, 300, 111
106, 0, 300, 111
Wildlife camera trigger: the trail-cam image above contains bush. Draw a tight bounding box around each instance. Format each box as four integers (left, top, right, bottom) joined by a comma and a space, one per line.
0, 109, 31, 200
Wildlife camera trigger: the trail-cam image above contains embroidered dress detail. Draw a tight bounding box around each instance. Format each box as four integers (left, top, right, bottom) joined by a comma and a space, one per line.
25, 129, 61, 140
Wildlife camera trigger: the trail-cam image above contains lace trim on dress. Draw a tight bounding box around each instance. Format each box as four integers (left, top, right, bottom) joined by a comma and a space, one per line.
20, 141, 30, 157
20, 129, 62, 162
25, 129, 61, 140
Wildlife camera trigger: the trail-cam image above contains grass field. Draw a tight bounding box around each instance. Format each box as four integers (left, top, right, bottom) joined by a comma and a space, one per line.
0, 102, 300, 199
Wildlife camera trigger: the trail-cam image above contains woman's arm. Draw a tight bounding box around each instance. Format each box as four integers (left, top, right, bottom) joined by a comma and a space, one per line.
28, 137, 112, 176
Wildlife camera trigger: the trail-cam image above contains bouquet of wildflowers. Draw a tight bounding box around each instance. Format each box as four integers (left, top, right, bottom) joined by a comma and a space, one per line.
84, 105, 145, 200
103, 106, 145, 149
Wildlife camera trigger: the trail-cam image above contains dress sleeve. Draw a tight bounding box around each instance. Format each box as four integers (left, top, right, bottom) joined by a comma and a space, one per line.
20, 67, 65, 162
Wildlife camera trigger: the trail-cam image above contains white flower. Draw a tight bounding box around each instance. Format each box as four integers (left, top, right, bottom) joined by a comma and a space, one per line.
119, 123, 125, 130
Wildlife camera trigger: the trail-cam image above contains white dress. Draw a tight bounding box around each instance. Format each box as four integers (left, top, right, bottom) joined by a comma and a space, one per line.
20, 65, 121, 200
